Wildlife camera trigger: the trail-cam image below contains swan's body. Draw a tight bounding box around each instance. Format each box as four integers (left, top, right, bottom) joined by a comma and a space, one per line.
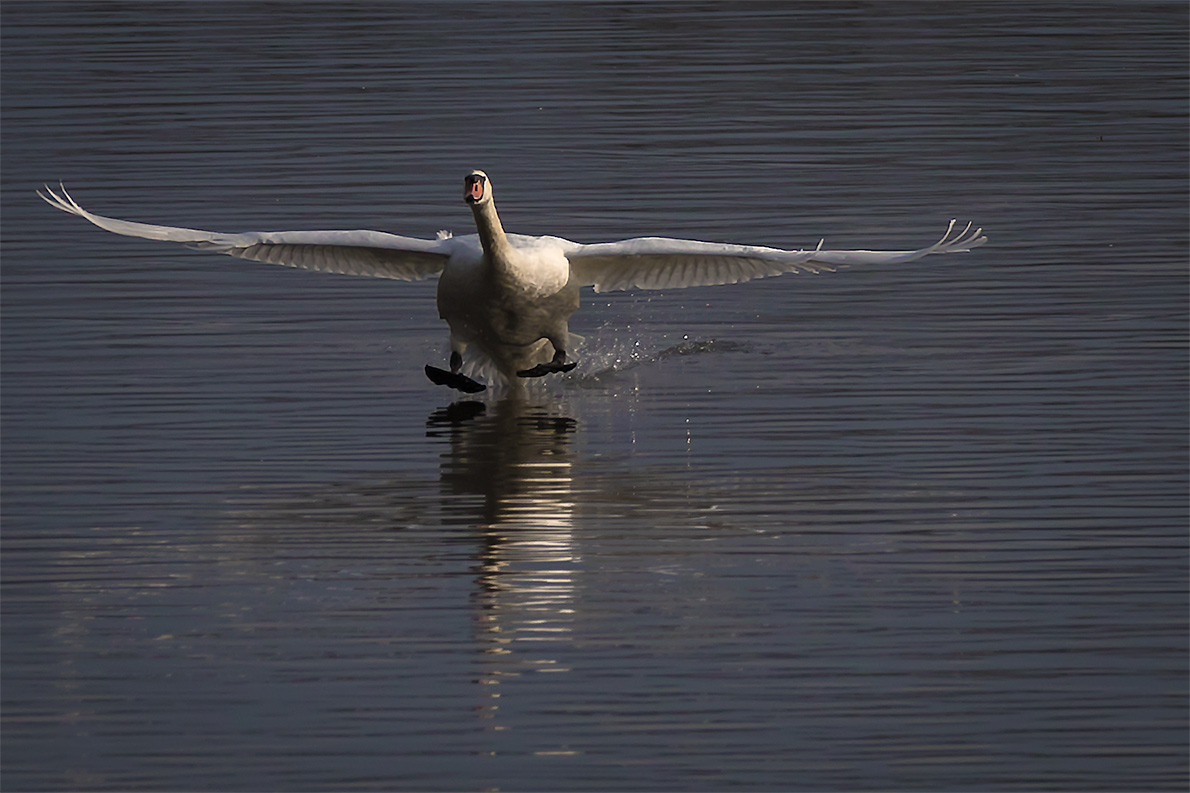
39, 171, 986, 392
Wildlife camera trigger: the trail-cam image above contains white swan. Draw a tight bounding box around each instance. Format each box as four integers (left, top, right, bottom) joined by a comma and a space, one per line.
39, 171, 986, 393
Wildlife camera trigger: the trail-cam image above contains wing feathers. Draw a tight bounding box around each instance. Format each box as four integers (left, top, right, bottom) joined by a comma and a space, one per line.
39, 184, 449, 282
569, 220, 986, 293
228, 241, 445, 281
41, 184, 986, 292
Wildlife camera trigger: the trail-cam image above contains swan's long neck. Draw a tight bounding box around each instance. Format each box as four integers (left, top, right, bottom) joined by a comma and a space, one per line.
470, 200, 514, 266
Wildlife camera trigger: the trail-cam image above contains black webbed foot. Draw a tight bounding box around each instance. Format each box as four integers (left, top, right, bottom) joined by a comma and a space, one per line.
425, 365, 486, 393
517, 360, 578, 378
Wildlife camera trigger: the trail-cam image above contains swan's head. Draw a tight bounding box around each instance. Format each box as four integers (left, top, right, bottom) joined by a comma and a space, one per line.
464, 170, 491, 206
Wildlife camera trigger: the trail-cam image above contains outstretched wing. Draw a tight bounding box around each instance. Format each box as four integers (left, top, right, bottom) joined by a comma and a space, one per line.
38, 184, 451, 281
567, 220, 986, 293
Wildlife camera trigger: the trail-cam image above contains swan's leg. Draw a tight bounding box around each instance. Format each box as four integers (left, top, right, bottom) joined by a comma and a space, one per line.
425, 348, 486, 393
516, 344, 577, 378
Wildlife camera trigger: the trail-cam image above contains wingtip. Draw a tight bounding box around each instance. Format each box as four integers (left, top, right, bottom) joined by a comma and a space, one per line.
37, 182, 88, 217
939, 219, 988, 252
37, 182, 66, 211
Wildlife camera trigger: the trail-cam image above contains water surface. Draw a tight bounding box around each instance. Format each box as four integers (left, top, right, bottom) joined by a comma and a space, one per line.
3, 3, 1187, 790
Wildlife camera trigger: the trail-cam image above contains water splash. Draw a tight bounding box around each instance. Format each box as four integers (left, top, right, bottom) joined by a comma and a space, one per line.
571, 333, 751, 387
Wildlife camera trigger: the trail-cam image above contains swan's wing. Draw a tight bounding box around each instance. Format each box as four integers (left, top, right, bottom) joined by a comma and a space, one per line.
567, 220, 986, 293
39, 184, 450, 281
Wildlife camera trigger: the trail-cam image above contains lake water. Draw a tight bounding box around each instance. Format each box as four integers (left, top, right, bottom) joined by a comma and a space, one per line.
2, 3, 1187, 790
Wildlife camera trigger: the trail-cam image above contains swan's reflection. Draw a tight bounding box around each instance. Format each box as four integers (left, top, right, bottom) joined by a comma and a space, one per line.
427, 397, 580, 724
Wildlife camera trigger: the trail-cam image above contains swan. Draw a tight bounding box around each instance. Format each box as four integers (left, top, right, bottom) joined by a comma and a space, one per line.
39, 171, 986, 393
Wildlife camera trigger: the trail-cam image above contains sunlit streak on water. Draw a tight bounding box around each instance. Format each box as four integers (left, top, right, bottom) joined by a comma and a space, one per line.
428, 400, 582, 728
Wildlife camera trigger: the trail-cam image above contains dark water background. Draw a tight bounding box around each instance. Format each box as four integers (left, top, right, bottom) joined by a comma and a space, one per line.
3, 2, 1187, 790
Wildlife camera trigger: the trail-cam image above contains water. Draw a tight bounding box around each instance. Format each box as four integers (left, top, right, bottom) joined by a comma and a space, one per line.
3, 3, 1187, 790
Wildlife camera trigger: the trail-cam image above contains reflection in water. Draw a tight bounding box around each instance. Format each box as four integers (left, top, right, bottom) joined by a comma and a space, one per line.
427, 398, 581, 732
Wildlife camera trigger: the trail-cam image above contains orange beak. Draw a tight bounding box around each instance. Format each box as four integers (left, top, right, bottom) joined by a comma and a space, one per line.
465, 175, 485, 202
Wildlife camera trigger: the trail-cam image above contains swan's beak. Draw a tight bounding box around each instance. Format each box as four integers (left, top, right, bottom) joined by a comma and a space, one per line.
464, 173, 486, 203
